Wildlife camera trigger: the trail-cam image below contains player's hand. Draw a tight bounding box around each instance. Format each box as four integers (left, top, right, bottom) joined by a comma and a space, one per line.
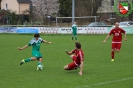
65, 50, 69, 53
65, 50, 68, 52
78, 71, 82, 76
102, 40, 106, 43
124, 38, 127, 41
18, 47, 23, 50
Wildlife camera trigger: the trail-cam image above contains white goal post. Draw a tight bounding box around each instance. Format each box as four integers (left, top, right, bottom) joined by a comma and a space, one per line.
56, 16, 99, 27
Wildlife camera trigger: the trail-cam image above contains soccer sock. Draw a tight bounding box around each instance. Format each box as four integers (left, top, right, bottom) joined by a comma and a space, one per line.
72, 37, 73, 40
24, 58, 31, 62
38, 62, 42, 65
111, 51, 114, 59
75, 36, 77, 40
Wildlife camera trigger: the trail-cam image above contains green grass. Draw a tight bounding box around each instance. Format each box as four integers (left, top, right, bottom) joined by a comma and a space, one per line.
0, 34, 133, 88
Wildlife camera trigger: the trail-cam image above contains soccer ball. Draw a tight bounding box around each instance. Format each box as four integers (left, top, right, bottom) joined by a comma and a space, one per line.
37, 65, 43, 70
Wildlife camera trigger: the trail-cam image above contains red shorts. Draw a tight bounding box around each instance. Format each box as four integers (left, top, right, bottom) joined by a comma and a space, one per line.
112, 43, 121, 50
68, 62, 78, 70
68, 55, 79, 70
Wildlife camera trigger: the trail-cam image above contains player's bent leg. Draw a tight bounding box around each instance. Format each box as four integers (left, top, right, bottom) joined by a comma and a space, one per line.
37, 57, 44, 70
70, 55, 77, 61
38, 57, 43, 62
111, 49, 115, 62
37, 58, 43, 65
112, 49, 115, 51
20, 59, 25, 65
116, 49, 120, 53
64, 62, 78, 70
116, 43, 121, 53
70, 55, 74, 60
75, 35, 78, 41
31, 57, 37, 61
64, 65, 70, 70
20, 57, 35, 65
71, 34, 74, 41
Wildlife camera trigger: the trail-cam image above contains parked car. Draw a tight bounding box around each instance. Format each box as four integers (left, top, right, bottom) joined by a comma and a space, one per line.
119, 21, 133, 27
113, 21, 133, 27
87, 22, 108, 27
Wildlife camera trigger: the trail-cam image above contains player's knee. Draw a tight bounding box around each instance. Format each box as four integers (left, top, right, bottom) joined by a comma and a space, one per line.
31, 57, 37, 61
70, 55, 74, 59
112, 49, 115, 52
39, 58, 43, 62
116, 50, 120, 53
64, 65, 69, 70
63, 66, 67, 70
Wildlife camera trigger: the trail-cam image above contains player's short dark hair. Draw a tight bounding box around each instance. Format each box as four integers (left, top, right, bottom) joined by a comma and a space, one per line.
34, 33, 40, 37
75, 42, 81, 49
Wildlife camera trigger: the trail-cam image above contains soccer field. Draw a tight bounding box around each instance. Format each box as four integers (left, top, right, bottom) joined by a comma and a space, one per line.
0, 34, 133, 88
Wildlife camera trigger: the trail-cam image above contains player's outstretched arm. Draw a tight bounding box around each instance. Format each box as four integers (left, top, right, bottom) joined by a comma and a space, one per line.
18, 44, 29, 50
124, 33, 127, 41
102, 35, 110, 43
42, 40, 52, 44
65, 50, 73, 55
79, 61, 84, 76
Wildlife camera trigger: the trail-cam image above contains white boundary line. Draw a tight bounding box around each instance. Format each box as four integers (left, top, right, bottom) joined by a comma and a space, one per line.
75, 77, 133, 88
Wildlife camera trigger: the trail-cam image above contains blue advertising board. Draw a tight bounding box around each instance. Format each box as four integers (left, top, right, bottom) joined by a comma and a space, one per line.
0, 27, 17, 33
17, 27, 38, 33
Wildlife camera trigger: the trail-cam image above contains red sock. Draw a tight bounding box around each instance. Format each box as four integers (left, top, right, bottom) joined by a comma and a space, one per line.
111, 51, 114, 59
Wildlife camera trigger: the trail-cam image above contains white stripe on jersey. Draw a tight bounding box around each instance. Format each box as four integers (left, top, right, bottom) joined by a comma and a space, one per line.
79, 51, 83, 61
30, 38, 35, 44
29, 38, 43, 44
72, 24, 77, 27
74, 61, 79, 66
112, 42, 121, 43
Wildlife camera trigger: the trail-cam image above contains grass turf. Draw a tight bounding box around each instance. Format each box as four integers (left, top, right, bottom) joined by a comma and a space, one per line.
0, 34, 133, 88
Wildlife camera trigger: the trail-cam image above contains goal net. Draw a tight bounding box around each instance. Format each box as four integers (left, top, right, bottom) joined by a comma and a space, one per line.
56, 16, 99, 27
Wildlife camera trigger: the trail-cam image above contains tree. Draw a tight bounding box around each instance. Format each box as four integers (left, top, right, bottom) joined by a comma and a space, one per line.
75, 0, 102, 16
0, 10, 17, 25
10, 12, 17, 25
129, 11, 133, 21
23, 5, 35, 25
58, 0, 102, 17
58, 0, 72, 17
1, 10, 11, 24
57, 0, 102, 24
32, 0, 59, 25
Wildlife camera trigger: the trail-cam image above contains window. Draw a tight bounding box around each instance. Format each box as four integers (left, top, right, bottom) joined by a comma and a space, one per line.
30, 3, 33, 9
5, 4, 8, 10
30, 3, 33, 7
111, 0, 114, 6
110, 13, 115, 18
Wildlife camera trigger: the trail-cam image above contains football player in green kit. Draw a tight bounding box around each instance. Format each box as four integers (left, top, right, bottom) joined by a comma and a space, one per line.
71, 22, 78, 41
18, 33, 52, 70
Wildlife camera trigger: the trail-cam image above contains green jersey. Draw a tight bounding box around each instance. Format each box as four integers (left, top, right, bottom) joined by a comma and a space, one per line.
72, 24, 77, 34
28, 38, 43, 51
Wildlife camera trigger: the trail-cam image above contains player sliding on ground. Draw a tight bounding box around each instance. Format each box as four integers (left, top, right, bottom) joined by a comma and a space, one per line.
64, 42, 84, 75
102, 22, 127, 62
18, 33, 52, 70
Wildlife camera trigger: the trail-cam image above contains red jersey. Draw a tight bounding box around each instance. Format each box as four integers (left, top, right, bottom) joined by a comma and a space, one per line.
71, 49, 84, 65
109, 27, 125, 43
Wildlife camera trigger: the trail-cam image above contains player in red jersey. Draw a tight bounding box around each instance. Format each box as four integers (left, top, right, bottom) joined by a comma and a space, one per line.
102, 22, 127, 62
64, 42, 84, 75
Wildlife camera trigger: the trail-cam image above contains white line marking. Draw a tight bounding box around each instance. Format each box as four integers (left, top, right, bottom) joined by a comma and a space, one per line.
75, 77, 133, 88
